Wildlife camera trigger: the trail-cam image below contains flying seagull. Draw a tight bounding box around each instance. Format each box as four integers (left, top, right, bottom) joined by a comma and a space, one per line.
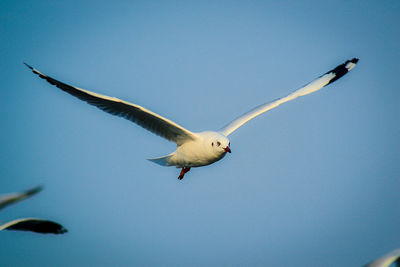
364, 248, 400, 267
0, 186, 67, 234
25, 58, 358, 180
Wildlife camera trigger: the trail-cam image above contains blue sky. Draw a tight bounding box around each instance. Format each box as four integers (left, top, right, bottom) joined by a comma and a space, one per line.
0, 0, 399, 266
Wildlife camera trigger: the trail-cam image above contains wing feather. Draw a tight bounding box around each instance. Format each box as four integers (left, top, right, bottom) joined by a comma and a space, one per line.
0, 218, 67, 234
25, 63, 196, 145
220, 58, 359, 136
0, 186, 43, 211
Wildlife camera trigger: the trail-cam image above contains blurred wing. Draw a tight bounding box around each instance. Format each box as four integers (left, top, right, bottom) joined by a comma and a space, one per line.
0, 185, 43, 211
0, 218, 67, 234
364, 248, 400, 267
220, 58, 359, 136
25, 63, 197, 145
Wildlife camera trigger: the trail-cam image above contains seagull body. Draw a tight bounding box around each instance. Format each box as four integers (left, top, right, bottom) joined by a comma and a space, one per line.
150, 131, 230, 167
25, 58, 358, 180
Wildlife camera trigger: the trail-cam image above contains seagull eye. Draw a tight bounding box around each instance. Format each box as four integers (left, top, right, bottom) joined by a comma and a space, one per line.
217, 141, 221, 147
211, 142, 214, 147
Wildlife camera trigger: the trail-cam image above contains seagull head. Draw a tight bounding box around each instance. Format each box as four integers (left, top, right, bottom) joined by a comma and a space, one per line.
205, 132, 231, 155
213, 139, 231, 154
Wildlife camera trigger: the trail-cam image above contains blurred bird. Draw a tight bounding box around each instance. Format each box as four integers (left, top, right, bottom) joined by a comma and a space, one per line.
0, 185, 42, 210
0, 186, 67, 234
25, 58, 358, 180
364, 248, 400, 267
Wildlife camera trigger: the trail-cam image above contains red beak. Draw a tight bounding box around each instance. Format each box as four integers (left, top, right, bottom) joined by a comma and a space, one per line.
224, 146, 231, 153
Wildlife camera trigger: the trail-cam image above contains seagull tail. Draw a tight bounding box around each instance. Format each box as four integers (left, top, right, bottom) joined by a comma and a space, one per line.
147, 153, 174, 166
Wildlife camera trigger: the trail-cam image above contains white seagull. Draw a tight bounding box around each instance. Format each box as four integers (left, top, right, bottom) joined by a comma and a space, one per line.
0, 186, 67, 234
25, 58, 358, 180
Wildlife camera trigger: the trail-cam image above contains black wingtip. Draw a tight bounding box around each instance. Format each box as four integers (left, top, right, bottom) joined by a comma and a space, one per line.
24, 62, 33, 70
348, 57, 359, 64
25, 185, 44, 196
54, 225, 68, 234
325, 57, 359, 85
24, 62, 49, 80
350, 57, 359, 64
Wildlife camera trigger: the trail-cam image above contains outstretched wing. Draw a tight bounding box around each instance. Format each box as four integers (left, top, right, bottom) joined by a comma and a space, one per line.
0, 218, 67, 234
25, 63, 197, 145
0, 186, 43, 211
219, 58, 359, 136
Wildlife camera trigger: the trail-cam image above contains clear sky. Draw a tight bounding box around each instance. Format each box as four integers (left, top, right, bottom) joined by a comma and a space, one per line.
0, 0, 399, 266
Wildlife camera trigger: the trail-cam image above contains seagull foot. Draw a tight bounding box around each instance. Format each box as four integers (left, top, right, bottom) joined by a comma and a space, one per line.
178, 167, 191, 180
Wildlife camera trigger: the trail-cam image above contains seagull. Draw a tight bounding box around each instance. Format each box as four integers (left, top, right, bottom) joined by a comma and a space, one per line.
364, 248, 400, 267
0, 186, 67, 234
25, 58, 358, 180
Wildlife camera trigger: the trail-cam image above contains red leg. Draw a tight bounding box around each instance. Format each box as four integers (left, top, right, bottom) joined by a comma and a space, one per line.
178, 167, 191, 180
